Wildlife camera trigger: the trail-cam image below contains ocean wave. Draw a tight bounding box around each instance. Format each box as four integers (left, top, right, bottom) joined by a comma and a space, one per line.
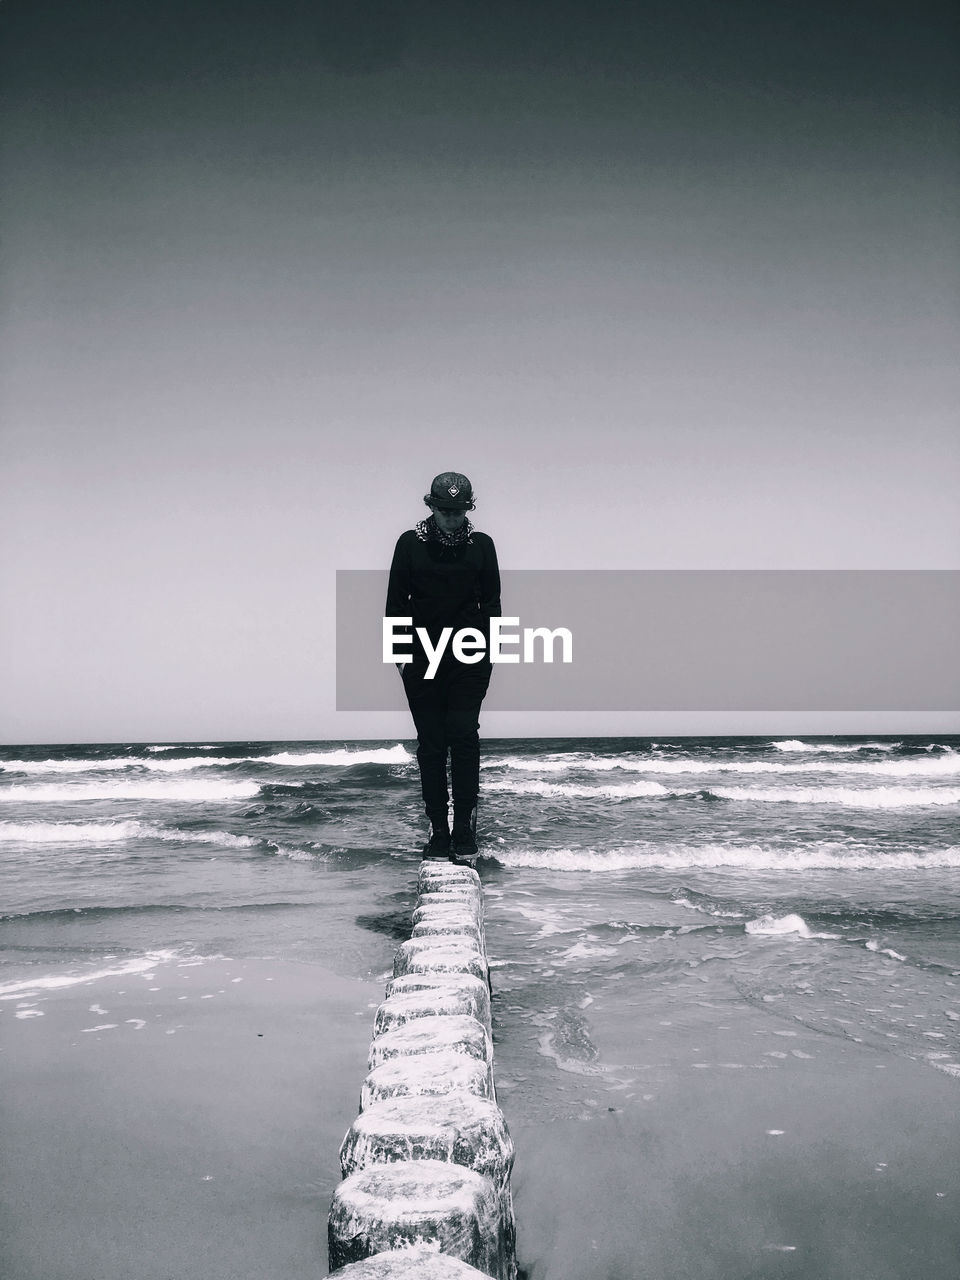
865, 939, 907, 962
263, 840, 354, 862
672, 896, 746, 919
484, 776, 958, 807
9, 748, 954, 781
483, 752, 591, 773
771, 739, 955, 756
260, 745, 412, 767
0, 779, 262, 803
0, 744, 414, 775
0, 820, 348, 864
771, 739, 899, 753
0, 820, 260, 848
489, 843, 960, 871
0, 757, 248, 777
482, 753, 959, 779
744, 912, 838, 940
0, 948, 184, 998
708, 784, 960, 808
483, 779, 671, 799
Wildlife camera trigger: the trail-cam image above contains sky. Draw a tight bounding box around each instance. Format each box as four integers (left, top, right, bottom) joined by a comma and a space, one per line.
1, 1, 958, 744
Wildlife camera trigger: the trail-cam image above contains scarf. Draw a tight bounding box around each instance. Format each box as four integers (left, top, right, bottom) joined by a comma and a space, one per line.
415, 514, 474, 547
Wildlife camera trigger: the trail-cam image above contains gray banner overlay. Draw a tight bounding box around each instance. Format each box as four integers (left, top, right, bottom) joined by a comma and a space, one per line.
336, 571, 959, 712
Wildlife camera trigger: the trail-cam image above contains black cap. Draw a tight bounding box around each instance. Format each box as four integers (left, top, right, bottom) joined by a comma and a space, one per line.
424, 472, 475, 511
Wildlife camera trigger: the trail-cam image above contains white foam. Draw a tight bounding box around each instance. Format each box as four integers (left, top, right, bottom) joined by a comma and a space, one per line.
865, 940, 907, 962
0, 744, 413, 776
492, 844, 960, 871
260, 745, 412, 766
483, 757, 587, 773
0, 756, 240, 775
673, 898, 745, 919
0, 949, 183, 998
0, 779, 261, 802
536, 1030, 607, 1076
772, 739, 898, 753
504, 903, 579, 938
267, 841, 334, 861
481, 776, 958, 806
745, 913, 828, 939
710, 784, 960, 808
483, 779, 670, 799
0, 820, 259, 847
484, 752, 959, 779
488, 754, 958, 779
559, 941, 620, 960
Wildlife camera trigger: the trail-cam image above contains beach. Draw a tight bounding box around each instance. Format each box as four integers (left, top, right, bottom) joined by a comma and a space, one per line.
2, 735, 959, 1277
4, 951, 958, 1280
2, 955, 380, 1280
508, 985, 960, 1280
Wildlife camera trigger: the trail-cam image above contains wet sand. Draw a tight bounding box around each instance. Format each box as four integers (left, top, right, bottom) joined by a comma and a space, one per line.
3, 955, 959, 1280
509, 1037, 960, 1280
1, 956, 380, 1280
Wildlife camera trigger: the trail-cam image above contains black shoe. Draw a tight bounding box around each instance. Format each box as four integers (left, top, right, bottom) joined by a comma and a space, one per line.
422, 826, 450, 858
450, 823, 478, 859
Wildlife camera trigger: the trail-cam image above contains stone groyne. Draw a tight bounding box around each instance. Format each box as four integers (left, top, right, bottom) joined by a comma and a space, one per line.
328, 861, 516, 1280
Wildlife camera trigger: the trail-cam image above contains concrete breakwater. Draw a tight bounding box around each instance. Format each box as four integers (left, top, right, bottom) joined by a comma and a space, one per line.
328, 862, 516, 1280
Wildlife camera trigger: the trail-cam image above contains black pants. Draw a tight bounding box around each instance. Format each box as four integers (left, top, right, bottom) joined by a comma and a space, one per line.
401, 658, 492, 823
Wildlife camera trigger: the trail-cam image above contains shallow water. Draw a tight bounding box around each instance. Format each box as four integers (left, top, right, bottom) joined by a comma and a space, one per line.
6, 734, 956, 1078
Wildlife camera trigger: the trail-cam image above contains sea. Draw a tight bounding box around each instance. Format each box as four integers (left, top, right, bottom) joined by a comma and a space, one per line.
3, 733, 959, 1101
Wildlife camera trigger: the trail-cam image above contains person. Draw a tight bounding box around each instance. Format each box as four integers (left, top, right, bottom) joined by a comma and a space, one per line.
385, 472, 501, 860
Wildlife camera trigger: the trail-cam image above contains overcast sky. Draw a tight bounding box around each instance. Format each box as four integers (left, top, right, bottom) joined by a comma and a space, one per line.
1, 1, 958, 744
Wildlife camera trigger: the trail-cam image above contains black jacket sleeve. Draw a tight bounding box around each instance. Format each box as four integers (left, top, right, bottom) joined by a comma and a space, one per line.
384, 533, 412, 619
480, 536, 502, 622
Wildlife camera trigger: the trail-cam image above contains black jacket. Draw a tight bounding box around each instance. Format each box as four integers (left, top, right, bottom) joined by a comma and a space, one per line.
385, 529, 502, 662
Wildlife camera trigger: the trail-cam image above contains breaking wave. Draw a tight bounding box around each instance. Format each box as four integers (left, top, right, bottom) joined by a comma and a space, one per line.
483, 777, 958, 808
0, 756, 242, 775
484, 779, 671, 799
0, 779, 262, 803
0, 744, 413, 775
772, 739, 898, 753
0, 820, 260, 847
744, 912, 838, 940
482, 752, 959, 778
708, 784, 960, 808
489, 843, 960, 871
260, 745, 412, 767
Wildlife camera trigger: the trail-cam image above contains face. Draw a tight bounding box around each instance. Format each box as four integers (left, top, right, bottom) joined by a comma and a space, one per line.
430, 504, 468, 533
